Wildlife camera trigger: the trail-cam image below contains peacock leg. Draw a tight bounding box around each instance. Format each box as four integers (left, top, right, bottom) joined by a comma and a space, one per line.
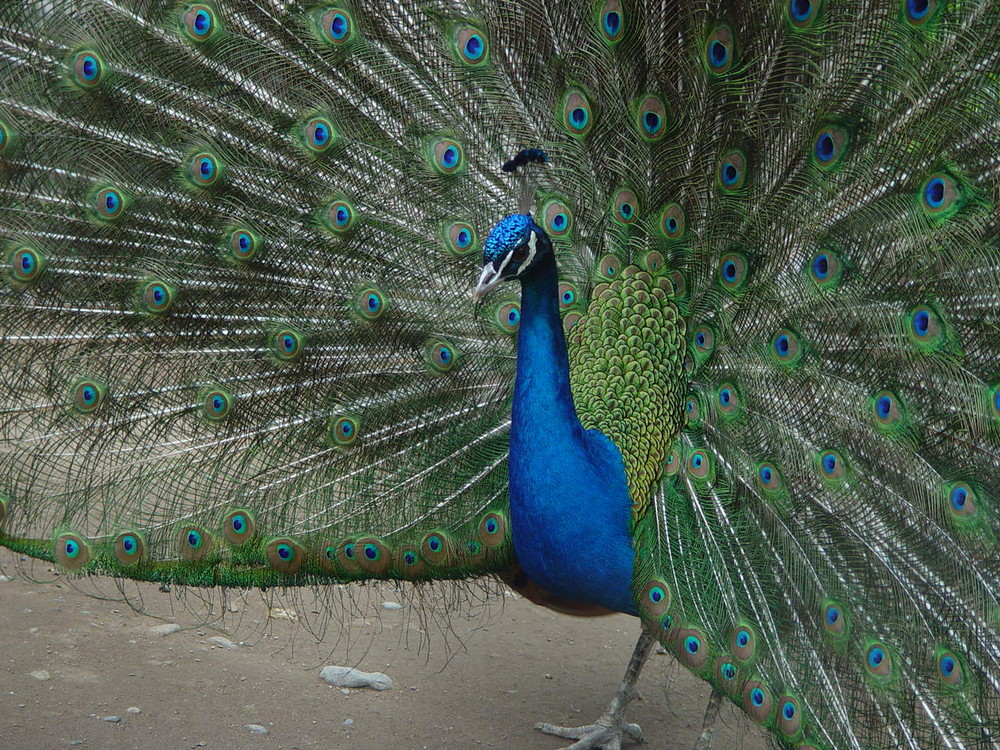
692, 688, 722, 750
535, 628, 654, 750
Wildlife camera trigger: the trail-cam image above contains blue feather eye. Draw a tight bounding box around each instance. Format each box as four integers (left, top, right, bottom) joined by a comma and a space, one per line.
705, 26, 735, 73
732, 625, 755, 660
454, 26, 488, 65
355, 287, 386, 321
543, 200, 573, 236
692, 325, 715, 358
716, 384, 734, 413
807, 248, 843, 288
907, 305, 945, 349
396, 546, 423, 576
301, 116, 336, 153
444, 221, 477, 255
202, 389, 233, 422
225, 228, 260, 262
823, 602, 847, 635
324, 199, 356, 232
425, 339, 458, 373
598, 0, 624, 43
640, 580, 671, 617
479, 512, 507, 547
719, 252, 748, 290
70, 50, 104, 88
635, 95, 667, 140
494, 301, 521, 333
685, 395, 702, 425
73, 380, 105, 413
718, 151, 746, 191
872, 390, 907, 431
317, 8, 354, 45
222, 510, 255, 544
113, 532, 144, 566
687, 449, 712, 479
642, 251, 664, 275
920, 173, 961, 216
743, 682, 772, 723
673, 628, 708, 668
267, 537, 305, 574
179, 525, 212, 560
813, 125, 848, 169
788, 0, 820, 26
660, 203, 685, 239
6, 246, 44, 284
330, 415, 359, 446
947, 482, 977, 517
597, 254, 621, 280
865, 644, 892, 678
818, 449, 846, 480
184, 150, 221, 188
561, 89, 594, 137
777, 696, 802, 736
141, 281, 175, 314
756, 462, 783, 493
429, 138, 464, 174
94, 187, 126, 220
992, 384, 1000, 418
771, 328, 803, 365
272, 329, 304, 362
421, 532, 450, 564
904, 0, 938, 25
558, 283, 578, 309
612, 190, 638, 224
936, 649, 963, 687
718, 660, 737, 683
181, 4, 219, 41
55, 533, 91, 569
0, 120, 11, 154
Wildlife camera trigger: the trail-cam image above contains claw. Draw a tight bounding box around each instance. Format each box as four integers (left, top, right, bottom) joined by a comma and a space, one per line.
535, 629, 655, 749
536, 718, 643, 749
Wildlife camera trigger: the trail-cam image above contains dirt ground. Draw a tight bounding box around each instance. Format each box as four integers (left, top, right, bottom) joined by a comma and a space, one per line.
0, 549, 767, 750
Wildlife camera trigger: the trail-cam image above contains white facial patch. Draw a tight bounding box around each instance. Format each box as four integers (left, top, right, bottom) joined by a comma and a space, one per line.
515, 231, 538, 277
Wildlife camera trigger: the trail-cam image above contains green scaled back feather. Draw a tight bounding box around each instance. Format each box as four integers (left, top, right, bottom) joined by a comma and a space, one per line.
2, 1, 1000, 749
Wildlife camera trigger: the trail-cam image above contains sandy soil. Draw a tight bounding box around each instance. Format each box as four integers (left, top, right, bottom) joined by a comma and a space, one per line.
0, 549, 767, 750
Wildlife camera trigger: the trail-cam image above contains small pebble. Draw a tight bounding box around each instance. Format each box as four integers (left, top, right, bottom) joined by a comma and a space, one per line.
0, 575, 12, 582
343, 719, 354, 728
320, 666, 392, 691
149, 623, 181, 636
245, 724, 269, 735
102, 716, 121, 723
126, 707, 141, 714
207, 636, 237, 650
30, 670, 51, 681
381, 601, 402, 610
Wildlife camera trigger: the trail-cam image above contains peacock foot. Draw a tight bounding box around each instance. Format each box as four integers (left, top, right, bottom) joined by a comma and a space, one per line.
535, 709, 643, 750
535, 629, 654, 749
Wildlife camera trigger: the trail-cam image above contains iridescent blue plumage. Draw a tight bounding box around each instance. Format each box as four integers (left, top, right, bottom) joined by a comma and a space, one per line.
480, 214, 637, 615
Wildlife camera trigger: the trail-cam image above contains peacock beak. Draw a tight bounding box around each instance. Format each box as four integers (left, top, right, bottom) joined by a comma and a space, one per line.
474, 263, 504, 299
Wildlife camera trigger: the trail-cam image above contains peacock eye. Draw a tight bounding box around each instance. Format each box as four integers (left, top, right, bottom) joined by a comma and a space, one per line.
511, 244, 529, 263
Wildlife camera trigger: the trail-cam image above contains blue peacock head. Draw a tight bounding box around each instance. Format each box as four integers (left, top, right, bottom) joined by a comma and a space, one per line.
474, 148, 553, 299
474, 213, 552, 298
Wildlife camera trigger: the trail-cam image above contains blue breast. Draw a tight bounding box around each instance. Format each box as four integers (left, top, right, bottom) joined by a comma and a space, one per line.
507, 249, 637, 616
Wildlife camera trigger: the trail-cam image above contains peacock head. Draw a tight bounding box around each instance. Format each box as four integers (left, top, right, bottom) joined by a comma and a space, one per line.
474, 213, 552, 298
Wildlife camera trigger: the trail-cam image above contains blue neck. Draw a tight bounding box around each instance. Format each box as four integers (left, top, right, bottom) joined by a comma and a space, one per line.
507, 251, 637, 615
511, 253, 579, 441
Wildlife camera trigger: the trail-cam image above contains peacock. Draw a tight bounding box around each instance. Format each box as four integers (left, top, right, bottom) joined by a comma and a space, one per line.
1, 0, 999, 747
